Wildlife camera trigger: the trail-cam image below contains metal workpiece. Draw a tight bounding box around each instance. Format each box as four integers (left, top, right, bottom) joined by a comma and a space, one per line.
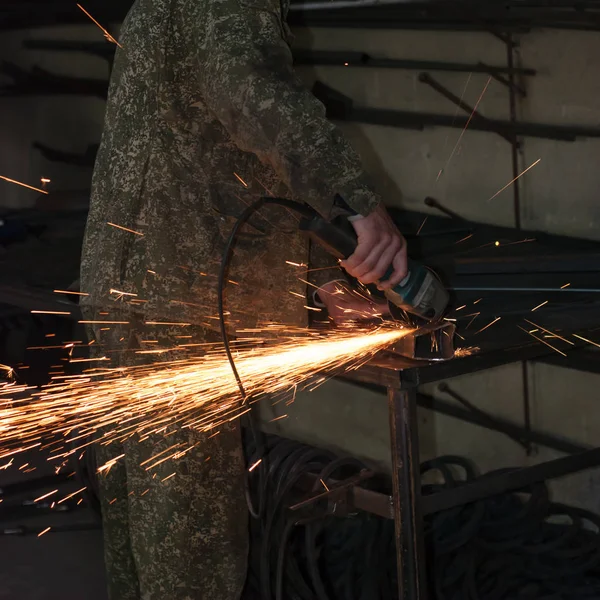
370, 322, 455, 371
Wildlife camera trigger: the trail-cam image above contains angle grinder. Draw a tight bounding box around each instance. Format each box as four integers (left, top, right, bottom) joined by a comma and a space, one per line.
299, 212, 449, 322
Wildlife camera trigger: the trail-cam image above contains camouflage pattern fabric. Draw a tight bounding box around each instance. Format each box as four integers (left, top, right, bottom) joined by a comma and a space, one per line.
88, 321, 248, 600
80, 0, 381, 597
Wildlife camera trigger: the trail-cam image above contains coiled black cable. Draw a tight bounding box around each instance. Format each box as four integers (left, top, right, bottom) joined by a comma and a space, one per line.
243, 435, 600, 600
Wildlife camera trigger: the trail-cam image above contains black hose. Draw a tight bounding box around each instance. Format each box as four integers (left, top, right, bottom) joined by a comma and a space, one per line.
244, 434, 600, 600
218, 197, 318, 522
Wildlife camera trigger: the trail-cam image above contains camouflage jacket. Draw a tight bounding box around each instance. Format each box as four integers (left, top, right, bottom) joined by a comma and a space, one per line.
80, 0, 381, 332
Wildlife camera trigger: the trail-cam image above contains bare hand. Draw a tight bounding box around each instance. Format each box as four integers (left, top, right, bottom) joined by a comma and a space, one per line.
341, 204, 407, 291
316, 281, 390, 325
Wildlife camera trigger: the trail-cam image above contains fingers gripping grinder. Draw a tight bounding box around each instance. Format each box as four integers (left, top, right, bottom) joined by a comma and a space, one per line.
299, 212, 449, 323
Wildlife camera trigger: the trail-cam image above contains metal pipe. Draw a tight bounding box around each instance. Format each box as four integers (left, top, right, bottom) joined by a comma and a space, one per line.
422, 446, 600, 515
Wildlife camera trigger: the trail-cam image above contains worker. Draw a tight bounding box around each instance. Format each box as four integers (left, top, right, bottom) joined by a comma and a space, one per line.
79, 0, 407, 598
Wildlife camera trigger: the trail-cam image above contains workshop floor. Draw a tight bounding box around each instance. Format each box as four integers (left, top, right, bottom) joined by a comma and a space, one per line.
1, 21, 600, 600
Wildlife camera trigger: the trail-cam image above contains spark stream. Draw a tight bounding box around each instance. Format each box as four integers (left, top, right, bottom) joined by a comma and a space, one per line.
0, 326, 411, 462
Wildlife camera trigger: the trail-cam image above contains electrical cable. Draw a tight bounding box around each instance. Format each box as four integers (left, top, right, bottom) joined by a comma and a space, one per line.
243, 434, 600, 600
217, 197, 318, 522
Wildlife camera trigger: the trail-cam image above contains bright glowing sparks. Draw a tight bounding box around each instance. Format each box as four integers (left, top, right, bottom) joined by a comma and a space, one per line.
233, 172, 249, 188
474, 316, 500, 335
531, 300, 548, 312
518, 326, 566, 357
573, 333, 600, 349
54, 290, 89, 297
0, 326, 411, 465
437, 76, 492, 181
486, 159, 542, 202
107, 222, 144, 236
77, 4, 123, 48
0, 175, 49, 195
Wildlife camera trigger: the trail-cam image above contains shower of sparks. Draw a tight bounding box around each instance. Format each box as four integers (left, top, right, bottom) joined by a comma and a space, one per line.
523, 319, 574, 346
107, 222, 144, 236
0, 325, 411, 465
517, 326, 566, 357
486, 159, 542, 202
76, 4, 123, 48
573, 333, 600, 350
531, 300, 548, 312
437, 76, 491, 181
0, 175, 49, 195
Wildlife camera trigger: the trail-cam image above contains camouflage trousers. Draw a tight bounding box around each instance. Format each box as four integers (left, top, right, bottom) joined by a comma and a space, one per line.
88, 319, 248, 600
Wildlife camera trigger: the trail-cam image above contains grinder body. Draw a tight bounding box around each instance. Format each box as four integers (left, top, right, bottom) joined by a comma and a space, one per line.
300, 213, 449, 322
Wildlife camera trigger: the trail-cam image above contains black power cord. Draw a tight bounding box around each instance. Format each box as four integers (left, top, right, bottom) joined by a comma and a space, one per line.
242, 435, 600, 600
217, 197, 318, 520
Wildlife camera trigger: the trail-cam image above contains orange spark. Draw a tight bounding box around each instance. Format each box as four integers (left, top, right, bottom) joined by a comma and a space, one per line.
0, 175, 49, 195
78, 320, 130, 325
31, 310, 71, 316
486, 159, 542, 202
438, 77, 492, 181
107, 222, 144, 236
474, 316, 501, 335
38, 527, 51, 537
518, 326, 566, 357
34, 489, 58, 503
531, 300, 548, 312
110, 289, 138, 297
248, 458, 262, 472
573, 333, 600, 349
162, 472, 176, 482
54, 289, 89, 296
561, 283, 570, 289
145, 322, 192, 326
233, 172, 249, 188
77, 4, 123, 47
523, 319, 574, 346
285, 261, 307, 267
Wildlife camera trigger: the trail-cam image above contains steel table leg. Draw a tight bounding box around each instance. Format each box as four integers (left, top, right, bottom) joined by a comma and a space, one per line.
388, 380, 427, 599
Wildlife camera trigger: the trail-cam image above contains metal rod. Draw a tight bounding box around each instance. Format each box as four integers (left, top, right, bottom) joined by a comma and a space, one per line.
388, 381, 426, 599
449, 286, 600, 293
416, 393, 587, 455
418, 72, 513, 143
421, 446, 600, 515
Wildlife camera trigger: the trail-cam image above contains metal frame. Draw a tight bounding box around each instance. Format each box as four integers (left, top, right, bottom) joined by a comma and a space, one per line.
333, 354, 600, 600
